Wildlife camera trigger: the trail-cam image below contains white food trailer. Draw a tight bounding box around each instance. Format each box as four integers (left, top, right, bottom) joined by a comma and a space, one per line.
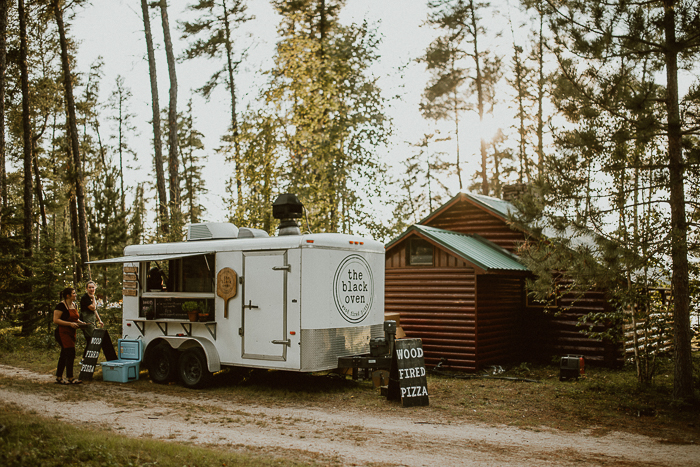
89, 195, 386, 388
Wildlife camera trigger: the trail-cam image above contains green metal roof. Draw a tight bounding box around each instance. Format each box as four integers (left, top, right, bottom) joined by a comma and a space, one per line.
410, 225, 528, 272
466, 193, 515, 219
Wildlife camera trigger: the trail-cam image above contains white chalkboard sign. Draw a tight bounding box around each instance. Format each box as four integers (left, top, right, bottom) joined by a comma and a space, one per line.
387, 338, 429, 407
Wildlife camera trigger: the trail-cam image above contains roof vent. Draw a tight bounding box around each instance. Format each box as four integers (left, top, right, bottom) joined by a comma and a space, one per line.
187, 223, 239, 241
238, 227, 269, 239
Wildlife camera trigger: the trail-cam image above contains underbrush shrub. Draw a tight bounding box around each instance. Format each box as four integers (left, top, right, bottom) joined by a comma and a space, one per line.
99, 303, 123, 340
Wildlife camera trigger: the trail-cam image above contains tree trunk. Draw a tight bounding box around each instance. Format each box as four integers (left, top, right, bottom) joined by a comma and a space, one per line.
222, 0, 243, 215
18, 0, 34, 334
69, 192, 79, 283
0, 0, 7, 216
468, 0, 488, 196
53, 0, 90, 280
117, 88, 125, 213
451, 54, 462, 190
536, 5, 545, 178
663, 0, 692, 400
32, 136, 47, 229
140, 0, 169, 235
159, 0, 180, 237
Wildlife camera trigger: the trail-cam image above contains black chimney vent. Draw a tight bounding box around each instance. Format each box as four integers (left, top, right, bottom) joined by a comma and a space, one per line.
273, 194, 304, 235
272, 193, 303, 220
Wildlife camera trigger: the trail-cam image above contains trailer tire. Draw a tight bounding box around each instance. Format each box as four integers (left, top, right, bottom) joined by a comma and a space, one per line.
147, 344, 178, 384
178, 347, 213, 389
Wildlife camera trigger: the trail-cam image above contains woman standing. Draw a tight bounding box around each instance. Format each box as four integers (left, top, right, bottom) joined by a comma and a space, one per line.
53, 287, 85, 384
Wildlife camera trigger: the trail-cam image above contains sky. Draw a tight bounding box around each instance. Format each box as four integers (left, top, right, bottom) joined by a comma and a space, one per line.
69, 0, 528, 225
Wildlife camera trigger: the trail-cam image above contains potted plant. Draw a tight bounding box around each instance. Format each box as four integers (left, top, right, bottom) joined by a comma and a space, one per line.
198, 301, 211, 322
144, 306, 155, 320
181, 301, 200, 322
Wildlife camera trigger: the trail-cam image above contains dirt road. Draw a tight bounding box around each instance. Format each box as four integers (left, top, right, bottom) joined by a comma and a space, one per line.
1, 364, 697, 466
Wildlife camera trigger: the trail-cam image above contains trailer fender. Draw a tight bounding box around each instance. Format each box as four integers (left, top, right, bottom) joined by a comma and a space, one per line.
151, 336, 221, 373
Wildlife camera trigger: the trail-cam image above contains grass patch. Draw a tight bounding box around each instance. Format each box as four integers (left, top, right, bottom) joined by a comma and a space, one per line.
0, 401, 332, 466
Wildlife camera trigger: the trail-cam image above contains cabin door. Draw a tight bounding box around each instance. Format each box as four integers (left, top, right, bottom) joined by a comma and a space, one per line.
241, 250, 288, 361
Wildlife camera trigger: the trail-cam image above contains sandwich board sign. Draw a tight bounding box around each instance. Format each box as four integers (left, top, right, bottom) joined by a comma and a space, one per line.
387, 338, 429, 407
78, 329, 118, 381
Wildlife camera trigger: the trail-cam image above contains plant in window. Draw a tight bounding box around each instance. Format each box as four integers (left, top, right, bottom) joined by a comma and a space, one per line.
181, 301, 201, 322
198, 301, 211, 322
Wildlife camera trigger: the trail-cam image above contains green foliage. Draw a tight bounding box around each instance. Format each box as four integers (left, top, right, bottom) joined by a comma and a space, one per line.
263, 1, 391, 234
180, 300, 202, 314
516, 0, 700, 395
180, 0, 252, 101
227, 107, 279, 233
88, 163, 127, 304
178, 99, 207, 225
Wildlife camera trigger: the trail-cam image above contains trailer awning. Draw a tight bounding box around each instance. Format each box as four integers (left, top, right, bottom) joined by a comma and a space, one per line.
87, 252, 213, 265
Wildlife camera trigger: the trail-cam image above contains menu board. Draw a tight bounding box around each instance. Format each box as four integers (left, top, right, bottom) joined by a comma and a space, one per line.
140, 298, 155, 318
139, 297, 214, 320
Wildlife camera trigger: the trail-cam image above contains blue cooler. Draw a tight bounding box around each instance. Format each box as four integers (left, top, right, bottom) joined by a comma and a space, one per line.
101, 339, 143, 383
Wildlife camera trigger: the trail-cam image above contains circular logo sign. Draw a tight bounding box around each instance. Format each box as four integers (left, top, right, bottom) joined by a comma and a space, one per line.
333, 255, 374, 323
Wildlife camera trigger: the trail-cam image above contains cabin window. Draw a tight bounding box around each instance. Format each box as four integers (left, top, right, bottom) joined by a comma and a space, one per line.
408, 238, 433, 266
143, 254, 215, 293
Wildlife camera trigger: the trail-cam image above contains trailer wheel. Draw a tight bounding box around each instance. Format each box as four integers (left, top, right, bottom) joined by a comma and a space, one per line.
147, 344, 178, 384
178, 348, 213, 389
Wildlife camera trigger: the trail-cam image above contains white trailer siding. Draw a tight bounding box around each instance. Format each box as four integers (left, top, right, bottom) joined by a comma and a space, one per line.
119, 232, 384, 374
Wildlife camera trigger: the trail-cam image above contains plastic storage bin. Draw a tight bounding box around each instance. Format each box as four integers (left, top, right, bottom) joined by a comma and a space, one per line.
101, 339, 143, 383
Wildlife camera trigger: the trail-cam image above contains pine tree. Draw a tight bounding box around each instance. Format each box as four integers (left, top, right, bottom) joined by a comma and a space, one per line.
420, 34, 468, 190
107, 75, 137, 213
51, 0, 90, 280
88, 162, 127, 303
404, 132, 452, 217
180, 0, 251, 219
522, 0, 700, 399
140, 0, 169, 237
423, 0, 502, 195
128, 182, 146, 245
0, 0, 8, 217
158, 0, 181, 240
18, 0, 34, 335
178, 99, 206, 225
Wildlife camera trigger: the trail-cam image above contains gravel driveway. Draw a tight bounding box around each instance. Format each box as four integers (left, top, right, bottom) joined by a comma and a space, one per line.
1, 364, 698, 466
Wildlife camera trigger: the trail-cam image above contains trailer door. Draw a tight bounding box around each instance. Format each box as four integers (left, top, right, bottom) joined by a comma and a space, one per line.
241, 250, 288, 361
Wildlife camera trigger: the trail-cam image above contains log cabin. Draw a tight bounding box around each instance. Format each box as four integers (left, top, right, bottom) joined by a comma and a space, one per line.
385, 192, 623, 372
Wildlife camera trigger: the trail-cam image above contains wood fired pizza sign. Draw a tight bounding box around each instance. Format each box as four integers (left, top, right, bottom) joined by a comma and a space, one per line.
333, 254, 374, 323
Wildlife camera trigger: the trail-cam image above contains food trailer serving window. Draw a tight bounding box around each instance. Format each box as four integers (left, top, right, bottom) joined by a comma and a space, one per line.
145, 254, 215, 293
88, 252, 215, 293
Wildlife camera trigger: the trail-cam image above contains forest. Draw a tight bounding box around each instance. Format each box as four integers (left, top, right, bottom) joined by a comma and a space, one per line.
0, 0, 698, 399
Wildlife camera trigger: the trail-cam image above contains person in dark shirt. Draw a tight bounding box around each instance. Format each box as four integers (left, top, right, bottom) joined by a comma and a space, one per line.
53, 287, 85, 384
79, 281, 103, 362
147, 267, 165, 291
